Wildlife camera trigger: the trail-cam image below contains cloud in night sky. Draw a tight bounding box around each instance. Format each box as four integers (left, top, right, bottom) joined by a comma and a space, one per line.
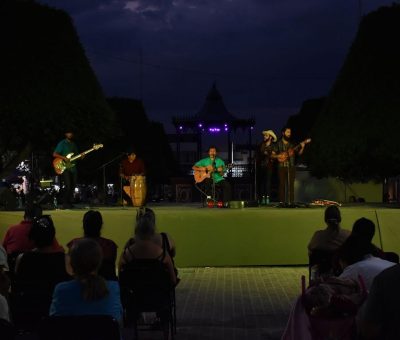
38, 0, 396, 135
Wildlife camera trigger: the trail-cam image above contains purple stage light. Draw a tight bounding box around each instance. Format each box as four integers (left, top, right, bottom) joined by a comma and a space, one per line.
198, 123, 203, 128
208, 127, 221, 133
179, 126, 183, 130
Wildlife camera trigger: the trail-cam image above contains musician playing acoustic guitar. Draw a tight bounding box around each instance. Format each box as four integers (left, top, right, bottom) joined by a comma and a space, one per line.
53, 131, 84, 209
271, 127, 310, 205
192, 146, 231, 206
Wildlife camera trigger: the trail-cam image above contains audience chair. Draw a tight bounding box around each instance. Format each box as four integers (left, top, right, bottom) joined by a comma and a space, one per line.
308, 249, 335, 282
38, 315, 121, 340
384, 251, 400, 264
119, 258, 176, 339
98, 258, 118, 281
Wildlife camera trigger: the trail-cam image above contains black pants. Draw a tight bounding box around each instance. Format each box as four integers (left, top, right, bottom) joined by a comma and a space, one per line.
203, 178, 232, 203
62, 170, 77, 206
257, 167, 273, 201
278, 167, 295, 204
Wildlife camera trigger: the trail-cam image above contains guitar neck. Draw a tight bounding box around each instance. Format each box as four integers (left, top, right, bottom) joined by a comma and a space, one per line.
292, 143, 303, 152
70, 148, 96, 162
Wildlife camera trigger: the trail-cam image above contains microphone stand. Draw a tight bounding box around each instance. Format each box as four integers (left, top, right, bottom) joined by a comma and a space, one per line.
96, 153, 126, 206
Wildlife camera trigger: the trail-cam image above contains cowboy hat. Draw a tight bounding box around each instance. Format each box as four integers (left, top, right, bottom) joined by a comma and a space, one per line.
262, 130, 277, 142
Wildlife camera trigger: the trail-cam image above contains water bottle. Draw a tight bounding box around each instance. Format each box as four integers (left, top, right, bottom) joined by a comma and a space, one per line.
53, 196, 58, 209
266, 195, 270, 204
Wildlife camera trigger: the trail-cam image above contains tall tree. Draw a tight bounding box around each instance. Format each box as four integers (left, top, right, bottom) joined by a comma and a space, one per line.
108, 98, 178, 184
0, 0, 116, 177
308, 4, 400, 181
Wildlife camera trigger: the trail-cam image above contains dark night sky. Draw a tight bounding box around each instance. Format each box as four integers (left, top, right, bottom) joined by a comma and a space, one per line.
39, 0, 394, 138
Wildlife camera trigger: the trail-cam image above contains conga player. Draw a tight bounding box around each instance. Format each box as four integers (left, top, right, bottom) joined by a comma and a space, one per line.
119, 149, 146, 206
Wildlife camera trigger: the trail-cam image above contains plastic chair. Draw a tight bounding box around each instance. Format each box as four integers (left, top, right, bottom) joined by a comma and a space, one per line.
308, 249, 335, 282
304, 275, 367, 340
119, 258, 176, 339
38, 315, 121, 340
98, 258, 118, 281
384, 251, 400, 264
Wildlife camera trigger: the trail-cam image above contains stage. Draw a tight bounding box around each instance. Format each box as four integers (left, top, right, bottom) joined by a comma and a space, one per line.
1, 204, 400, 267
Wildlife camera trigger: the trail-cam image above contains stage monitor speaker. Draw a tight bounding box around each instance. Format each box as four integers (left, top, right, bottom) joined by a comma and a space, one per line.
0, 187, 17, 210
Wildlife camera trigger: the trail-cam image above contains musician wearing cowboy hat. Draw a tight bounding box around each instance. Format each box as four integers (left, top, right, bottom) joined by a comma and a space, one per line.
256, 130, 277, 204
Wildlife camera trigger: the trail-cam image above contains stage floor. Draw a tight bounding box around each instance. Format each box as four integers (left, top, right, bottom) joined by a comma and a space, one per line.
1, 203, 400, 267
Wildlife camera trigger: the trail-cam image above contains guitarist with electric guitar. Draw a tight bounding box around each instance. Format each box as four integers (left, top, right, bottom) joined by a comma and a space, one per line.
53, 131, 103, 209
271, 127, 311, 205
192, 146, 232, 205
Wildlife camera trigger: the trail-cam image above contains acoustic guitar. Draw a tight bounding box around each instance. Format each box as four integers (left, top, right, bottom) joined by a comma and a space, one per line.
193, 163, 233, 183
53, 144, 103, 175
276, 138, 311, 163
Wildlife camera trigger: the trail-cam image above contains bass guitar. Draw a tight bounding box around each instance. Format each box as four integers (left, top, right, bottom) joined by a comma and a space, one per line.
276, 138, 311, 163
194, 164, 234, 183
53, 143, 103, 175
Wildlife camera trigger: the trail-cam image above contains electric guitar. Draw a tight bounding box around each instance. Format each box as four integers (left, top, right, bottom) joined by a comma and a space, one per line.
276, 138, 311, 163
53, 143, 103, 175
193, 163, 234, 183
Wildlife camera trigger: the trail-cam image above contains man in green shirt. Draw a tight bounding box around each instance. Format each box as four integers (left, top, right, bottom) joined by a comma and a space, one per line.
53, 131, 81, 209
193, 146, 231, 204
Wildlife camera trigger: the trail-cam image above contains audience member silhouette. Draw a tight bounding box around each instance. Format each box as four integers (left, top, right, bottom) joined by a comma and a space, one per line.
2, 203, 63, 264
359, 264, 400, 339
119, 208, 177, 286
308, 206, 350, 255
50, 238, 122, 322
67, 210, 118, 280
12, 215, 70, 327
336, 233, 395, 289
119, 207, 177, 278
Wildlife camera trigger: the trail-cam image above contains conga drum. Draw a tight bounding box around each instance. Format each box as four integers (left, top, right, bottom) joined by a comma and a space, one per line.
130, 175, 147, 207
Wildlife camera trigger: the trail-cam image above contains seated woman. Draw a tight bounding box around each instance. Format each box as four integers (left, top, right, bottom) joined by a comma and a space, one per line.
308, 206, 350, 255
119, 210, 177, 286
12, 216, 70, 326
119, 207, 177, 274
67, 210, 118, 280
50, 238, 122, 322
308, 206, 350, 278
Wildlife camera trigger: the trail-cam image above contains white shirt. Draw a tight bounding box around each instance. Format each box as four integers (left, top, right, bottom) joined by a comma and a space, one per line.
339, 255, 395, 290
0, 294, 9, 322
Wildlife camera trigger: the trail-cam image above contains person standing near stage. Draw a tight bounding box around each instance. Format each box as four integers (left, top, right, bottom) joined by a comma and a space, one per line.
193, 146, 231, 205
119, 150, 146, 206
53, 131, 82, 209
256, 130, 277, 204
272, 127, 305, 204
